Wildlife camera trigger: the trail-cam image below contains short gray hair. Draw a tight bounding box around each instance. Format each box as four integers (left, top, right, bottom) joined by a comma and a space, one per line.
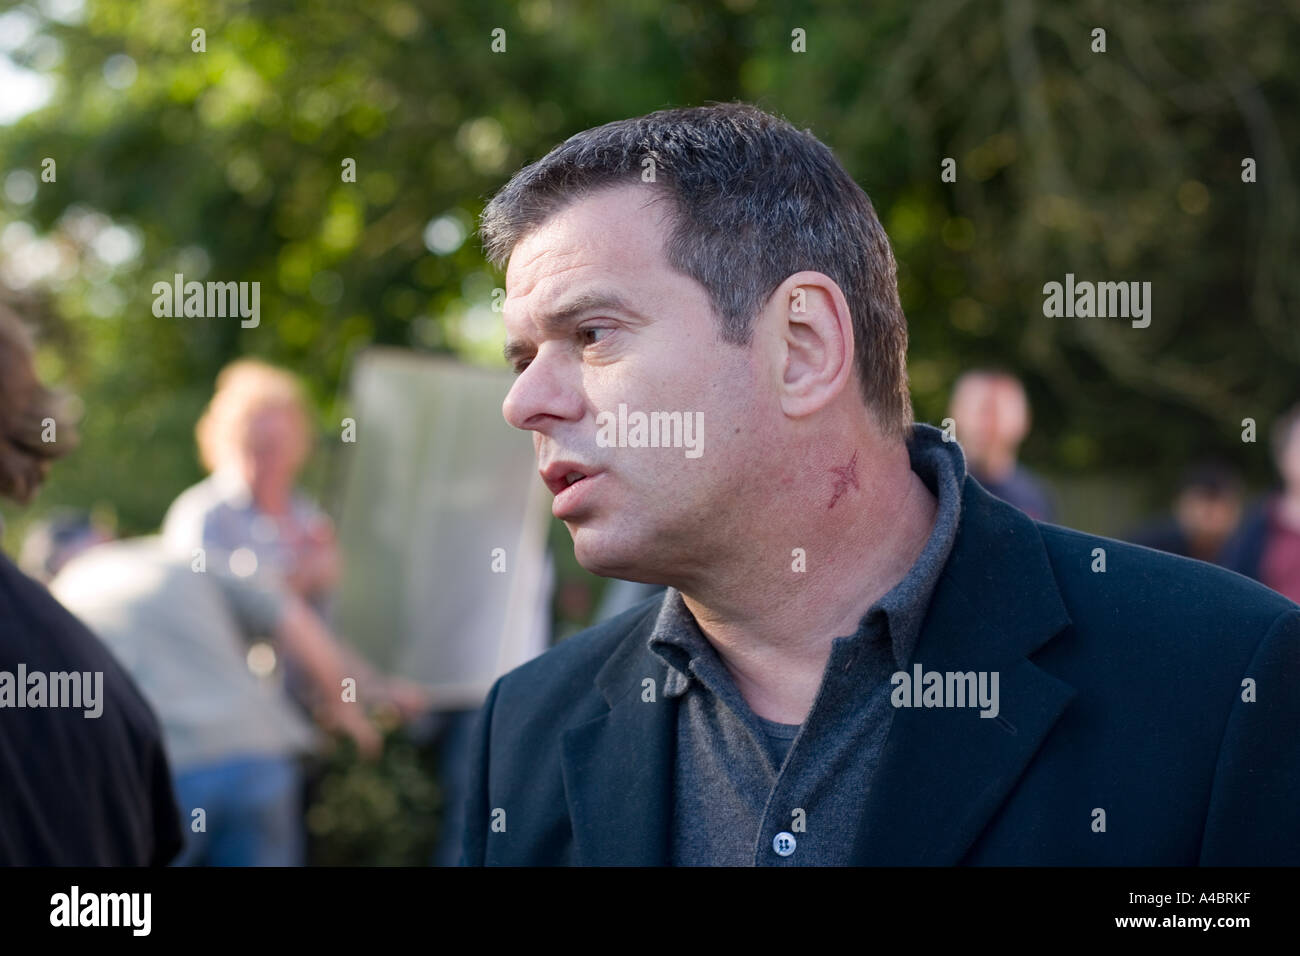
479, 102, 913, 441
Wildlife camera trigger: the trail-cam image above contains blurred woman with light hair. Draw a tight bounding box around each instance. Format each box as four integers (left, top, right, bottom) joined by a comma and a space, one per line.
161, 357, 429, 759
163, 358, 340, 608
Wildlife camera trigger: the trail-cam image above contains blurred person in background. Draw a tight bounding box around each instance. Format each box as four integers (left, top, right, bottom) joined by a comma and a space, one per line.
163, 359, 340, 613
162, 359, 427, 716
947, 369, 1056, 522
0, 304, 182, 865
18, 508, 113, 583
162, 357, 434, 861
1127, 461, 1243, 564
1221, 403, 1300, 603
46, 524, 393, 866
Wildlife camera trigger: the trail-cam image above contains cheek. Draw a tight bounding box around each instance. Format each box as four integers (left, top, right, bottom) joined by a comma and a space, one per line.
1210, 506, 1237, 529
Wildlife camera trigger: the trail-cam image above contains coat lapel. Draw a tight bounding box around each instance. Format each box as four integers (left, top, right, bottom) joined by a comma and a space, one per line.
561, 607, 676, 865
850, 479, 1077, 864
558, 478, 1077, 866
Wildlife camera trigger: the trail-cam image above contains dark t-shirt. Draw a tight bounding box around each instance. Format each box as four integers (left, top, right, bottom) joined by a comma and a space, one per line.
0, 550, 183, 865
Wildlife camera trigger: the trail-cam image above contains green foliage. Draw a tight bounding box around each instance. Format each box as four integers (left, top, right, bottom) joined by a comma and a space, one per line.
0, 2, 1295, 546
305, 723, 442, 867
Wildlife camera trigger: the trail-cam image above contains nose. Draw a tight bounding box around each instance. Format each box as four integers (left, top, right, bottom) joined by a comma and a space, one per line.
502, 348, 585, 434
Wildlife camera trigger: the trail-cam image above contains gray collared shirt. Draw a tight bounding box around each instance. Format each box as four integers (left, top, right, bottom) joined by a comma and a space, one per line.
647, 422, 966, 865
161, 469, 326, 588
160, 469, 336, 620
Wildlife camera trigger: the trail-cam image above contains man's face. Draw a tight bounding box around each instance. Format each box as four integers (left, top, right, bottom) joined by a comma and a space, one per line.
1175, 489, 1241, 542
950, 376, 1027, 462
501, 184, 765, 580
239, 404, 309, 502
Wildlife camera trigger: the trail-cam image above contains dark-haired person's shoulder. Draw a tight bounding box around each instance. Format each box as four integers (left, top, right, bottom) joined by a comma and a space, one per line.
0, 550, 183, 865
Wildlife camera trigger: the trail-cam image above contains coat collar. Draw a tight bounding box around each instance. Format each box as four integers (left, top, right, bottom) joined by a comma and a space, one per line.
560, 602, 676, 865
848, 476, 1075, 863
561, 473, 1075, 865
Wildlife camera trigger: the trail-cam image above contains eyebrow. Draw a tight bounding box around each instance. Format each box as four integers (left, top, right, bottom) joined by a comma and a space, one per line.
502, 290, 638, 367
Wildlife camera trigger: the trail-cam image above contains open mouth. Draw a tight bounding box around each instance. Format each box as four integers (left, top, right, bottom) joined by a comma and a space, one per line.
541, 463, 601, 497
547, 467, 603, 518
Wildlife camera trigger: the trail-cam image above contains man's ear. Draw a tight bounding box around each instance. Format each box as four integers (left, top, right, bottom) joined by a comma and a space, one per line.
763, 271, 855, 418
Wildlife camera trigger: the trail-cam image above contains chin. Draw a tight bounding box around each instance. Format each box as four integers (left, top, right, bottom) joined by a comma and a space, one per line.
570, 524, 657, 581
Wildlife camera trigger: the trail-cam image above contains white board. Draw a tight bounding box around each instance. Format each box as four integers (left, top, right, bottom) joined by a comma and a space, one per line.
330, 348, 552, 709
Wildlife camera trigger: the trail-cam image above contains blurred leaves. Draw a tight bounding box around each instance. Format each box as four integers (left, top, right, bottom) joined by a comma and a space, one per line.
306, 724, 442, 867
0, 1, 1293, 540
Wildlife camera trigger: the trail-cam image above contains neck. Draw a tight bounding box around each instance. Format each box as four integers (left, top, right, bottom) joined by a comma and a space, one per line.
678, 425, 938, 723
974, 447, 1016, 483
253, 486, 291, 515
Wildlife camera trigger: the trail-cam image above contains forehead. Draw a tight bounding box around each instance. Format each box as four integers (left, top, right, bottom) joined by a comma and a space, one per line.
956, 376, 1022, 408
503, 185, 675, 321
245, 404, 305, 438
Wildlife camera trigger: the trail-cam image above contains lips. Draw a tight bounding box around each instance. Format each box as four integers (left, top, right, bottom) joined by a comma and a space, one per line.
540, 461, 601, 496
540, 460, 605, 518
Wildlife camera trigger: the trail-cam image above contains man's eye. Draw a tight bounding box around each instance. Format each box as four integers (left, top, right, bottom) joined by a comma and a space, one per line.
580, 326, 614, 346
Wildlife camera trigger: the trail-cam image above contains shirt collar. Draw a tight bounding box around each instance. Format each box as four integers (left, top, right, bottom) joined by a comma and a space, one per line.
878, 420, 965, 667
647, 421, 966, 693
